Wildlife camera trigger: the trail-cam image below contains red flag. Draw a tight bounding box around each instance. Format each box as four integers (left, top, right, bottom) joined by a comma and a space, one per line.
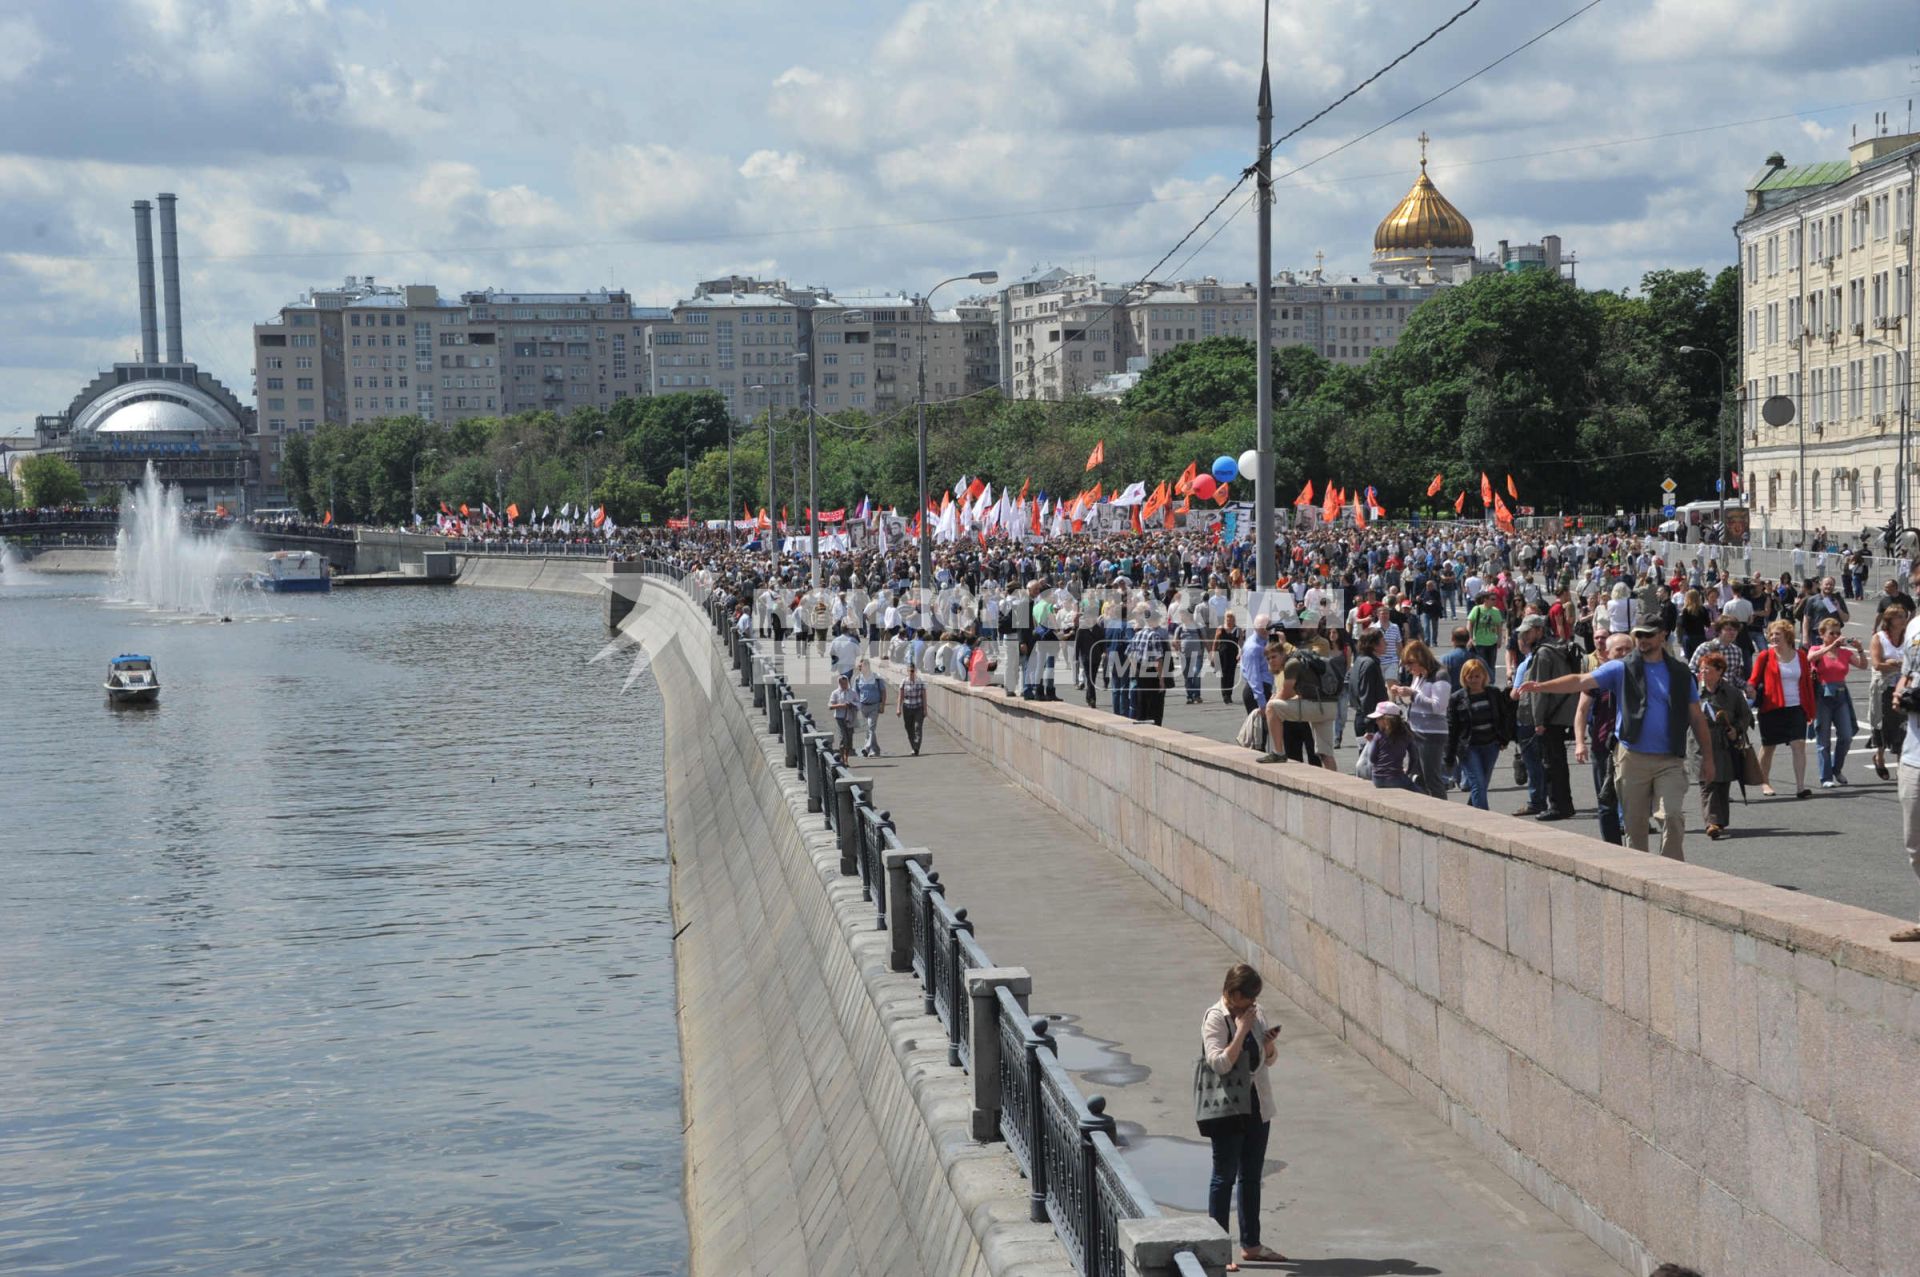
1085, 440, 1105, 470
1175, 462, 1198, 496
439, 501, 451, 515
1730, 471, 1741, 492
1293, 480, 1314, 506
1505, 474, 1518, 499
323, 509, 333, 526
966, 477, 985, 501
1454, 491, 1467, 514
459, 503, 470, 518
1426, 473, 1443, 497
1479, 472, 1493, 506
1131, 506, 1143, 533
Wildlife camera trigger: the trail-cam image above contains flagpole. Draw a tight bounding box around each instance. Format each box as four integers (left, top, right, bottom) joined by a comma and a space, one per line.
1253, 1, 1276, 591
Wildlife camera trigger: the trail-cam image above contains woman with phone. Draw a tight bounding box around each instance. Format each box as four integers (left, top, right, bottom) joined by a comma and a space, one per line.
1199, 964, 1287, 1271
1809, 616, 1869, 788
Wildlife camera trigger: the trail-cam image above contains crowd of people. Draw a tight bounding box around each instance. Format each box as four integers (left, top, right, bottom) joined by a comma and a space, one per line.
611, 517, 1920, 940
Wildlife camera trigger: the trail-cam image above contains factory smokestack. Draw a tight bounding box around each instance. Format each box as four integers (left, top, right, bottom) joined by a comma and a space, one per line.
156, 192, 183, 364
133, 200, 159, 364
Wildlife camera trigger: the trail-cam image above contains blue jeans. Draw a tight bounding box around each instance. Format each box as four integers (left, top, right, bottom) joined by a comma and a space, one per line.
1112, 677, 1135, 719
1515, 723, 1547, 811
1816, 684, 1857, 782
1458, 743, 1500, 809
1207, 1118, 1271, 1247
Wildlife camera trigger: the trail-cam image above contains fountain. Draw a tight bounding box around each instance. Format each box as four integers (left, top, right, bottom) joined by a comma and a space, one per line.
112, 463, 250, 614
0, 540, 46, 583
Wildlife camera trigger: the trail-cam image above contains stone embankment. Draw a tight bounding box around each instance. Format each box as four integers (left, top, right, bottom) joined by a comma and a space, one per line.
642, 580, 1072, 1277
923, 675, 1920, 1276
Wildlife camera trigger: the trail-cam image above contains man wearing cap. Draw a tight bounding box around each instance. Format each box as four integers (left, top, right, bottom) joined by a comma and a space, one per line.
1520, 617, 1715, 860
1515, 614, 1579, 821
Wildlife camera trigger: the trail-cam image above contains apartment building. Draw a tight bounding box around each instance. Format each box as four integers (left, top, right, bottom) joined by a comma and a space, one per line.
1738, 133, 1920, 539
995, 269, 1132, 401
651, 278, 998, 420
250, 277, 661, 505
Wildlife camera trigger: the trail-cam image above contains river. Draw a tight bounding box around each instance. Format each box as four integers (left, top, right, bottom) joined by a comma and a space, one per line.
0, 571, 686, 1275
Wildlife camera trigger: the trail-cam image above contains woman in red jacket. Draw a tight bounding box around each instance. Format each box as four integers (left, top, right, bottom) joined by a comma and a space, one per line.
1749, 618, 1816, 798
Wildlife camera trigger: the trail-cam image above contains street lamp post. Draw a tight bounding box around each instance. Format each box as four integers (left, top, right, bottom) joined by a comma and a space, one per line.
582, 428, 604, 520
791, 309, 865, 591
916, 272, 998, 593
1677, 345, 1729, 526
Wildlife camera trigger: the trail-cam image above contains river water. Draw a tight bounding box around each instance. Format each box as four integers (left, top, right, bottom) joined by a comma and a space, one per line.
0, 573, 686, 1275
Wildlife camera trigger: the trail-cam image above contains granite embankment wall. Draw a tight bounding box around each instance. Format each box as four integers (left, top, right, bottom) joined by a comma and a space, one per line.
924, 677, 1920, 1277
635, 582, 1069, 1277
13, 547, 114, 572
451, 554, 603, 596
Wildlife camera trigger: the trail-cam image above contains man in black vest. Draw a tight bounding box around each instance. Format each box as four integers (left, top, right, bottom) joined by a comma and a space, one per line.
1520, 619, 1714, 861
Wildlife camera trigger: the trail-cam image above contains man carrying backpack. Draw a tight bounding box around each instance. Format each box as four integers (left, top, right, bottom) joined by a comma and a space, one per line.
1519, 614, 1580, 821
1261, 639, 1342, 771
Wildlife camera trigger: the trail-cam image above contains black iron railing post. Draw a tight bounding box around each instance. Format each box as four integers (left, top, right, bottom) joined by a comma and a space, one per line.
781, 699, 804, 768
1080, 1096, 1117, 1268
833, 776, 870, 876
802, 733, 830, 812
1025, 1017, 1054, 1224
946, 908, 973, 1067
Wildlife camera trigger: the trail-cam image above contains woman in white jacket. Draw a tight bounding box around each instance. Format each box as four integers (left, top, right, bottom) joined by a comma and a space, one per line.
1200, 964, 1287, 1270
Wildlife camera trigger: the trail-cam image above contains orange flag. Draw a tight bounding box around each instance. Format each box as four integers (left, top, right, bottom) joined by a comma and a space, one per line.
1019, 477, 1030, 501
1085, 440, 1105, 471
1493, 493, 1515, 532
1353, 499, 1367, 529
1131, 506, 1143, 533
1175, 461, 1197, 496
1177, 494, 1192, 515
1294, 480, 1314, 506
1087, 481, 1102, 503
1321, 483, 1339, 523
1212, 484, 1230, 506
1506, 473, 1518, 499
506, 502, 519, 523
1454, 491, 1467, 514
1426, 473, 1444, 497
323, 509, 333, 526
1142, 481, 1169, 519
460, 503, 470, 518
1479, 472, 1493, 506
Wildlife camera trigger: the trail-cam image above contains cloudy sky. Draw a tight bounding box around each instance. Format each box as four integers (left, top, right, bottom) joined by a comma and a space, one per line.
2, 0, 1914, 432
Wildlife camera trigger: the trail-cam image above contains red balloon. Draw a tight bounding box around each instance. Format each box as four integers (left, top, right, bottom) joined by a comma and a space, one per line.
1192, 475, 1218, 500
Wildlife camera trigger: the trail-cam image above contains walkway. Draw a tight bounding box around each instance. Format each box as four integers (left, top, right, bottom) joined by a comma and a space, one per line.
796, 682, 1625, 1275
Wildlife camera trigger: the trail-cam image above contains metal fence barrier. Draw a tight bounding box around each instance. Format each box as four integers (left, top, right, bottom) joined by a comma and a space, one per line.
635, 560, 1224, 1277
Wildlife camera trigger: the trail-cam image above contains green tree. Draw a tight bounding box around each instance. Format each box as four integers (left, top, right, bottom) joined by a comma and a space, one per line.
0, 470, 17, 509
19, 455, 86, 507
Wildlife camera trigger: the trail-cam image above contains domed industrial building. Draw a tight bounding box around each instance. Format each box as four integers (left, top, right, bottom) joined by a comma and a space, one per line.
30, 193, 254, 510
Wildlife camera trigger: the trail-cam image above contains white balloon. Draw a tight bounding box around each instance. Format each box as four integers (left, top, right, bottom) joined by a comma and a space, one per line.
1238, 449, 1261, 480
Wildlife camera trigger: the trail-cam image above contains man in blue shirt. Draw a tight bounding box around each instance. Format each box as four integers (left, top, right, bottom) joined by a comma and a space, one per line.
1519, 619, 1714, 861
1240, 615, 1274, 715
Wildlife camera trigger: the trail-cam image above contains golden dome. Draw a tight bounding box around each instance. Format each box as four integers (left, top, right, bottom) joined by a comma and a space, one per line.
1373, 136, 1473, 254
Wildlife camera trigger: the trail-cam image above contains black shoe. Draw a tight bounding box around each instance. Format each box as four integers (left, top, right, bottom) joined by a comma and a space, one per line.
1535, 809, 1573, 823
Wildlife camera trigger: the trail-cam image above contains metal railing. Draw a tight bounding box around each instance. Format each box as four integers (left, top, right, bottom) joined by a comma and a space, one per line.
643, 560, 1213, 1277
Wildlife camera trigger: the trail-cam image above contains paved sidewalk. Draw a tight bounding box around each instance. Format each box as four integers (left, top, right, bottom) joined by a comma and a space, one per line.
809, 694, 1624, 1275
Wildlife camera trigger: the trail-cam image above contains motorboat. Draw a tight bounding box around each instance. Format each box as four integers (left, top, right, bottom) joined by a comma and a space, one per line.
251, 550, 331, 593
104, 654, 161, 705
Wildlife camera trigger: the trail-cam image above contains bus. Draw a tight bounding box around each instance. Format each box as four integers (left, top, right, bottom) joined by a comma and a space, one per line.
1659, 499, 1748, 542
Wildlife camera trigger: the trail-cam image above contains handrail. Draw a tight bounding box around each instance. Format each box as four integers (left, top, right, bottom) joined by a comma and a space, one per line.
644, 562, 1178, 1277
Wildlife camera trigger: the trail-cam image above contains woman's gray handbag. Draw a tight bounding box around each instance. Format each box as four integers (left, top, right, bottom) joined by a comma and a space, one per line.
1193, 1045, 1257, 1134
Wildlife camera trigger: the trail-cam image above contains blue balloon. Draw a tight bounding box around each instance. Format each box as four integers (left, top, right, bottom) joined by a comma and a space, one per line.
1211, 455, 1238, 485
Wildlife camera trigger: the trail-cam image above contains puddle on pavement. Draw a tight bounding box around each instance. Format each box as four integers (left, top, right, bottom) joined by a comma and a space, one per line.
1115, 1122, 1288, 1214
1031, 1012, 1151, 1087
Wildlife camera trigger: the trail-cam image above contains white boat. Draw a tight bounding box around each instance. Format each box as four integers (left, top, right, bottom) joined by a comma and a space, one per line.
251, 550, 331, 593
104, 654, 161, 705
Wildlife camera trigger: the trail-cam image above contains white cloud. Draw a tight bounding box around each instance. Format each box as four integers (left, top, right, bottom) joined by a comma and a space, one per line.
0, 15, 48, 86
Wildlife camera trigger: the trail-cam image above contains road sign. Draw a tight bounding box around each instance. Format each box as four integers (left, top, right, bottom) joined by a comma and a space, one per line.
1715, 477, 1725, 494
1660, 477, 1677, 494
1662, 504, 1677, 518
